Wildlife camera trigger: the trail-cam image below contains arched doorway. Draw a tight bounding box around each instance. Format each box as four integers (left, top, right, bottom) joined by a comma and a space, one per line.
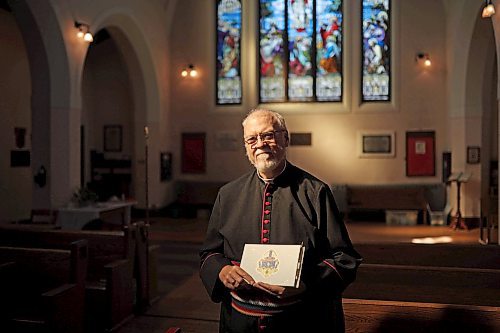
465, 10, 498, 243
81, 28, 136, 201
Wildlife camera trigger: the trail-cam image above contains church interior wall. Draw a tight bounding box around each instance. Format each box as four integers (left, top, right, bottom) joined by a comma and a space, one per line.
0, 8, 32, 221
168, 0, 449, 186
0, 0, 496, 222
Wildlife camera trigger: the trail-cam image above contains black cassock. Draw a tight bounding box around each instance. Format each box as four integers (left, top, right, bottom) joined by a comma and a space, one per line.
200, 162, 361, 333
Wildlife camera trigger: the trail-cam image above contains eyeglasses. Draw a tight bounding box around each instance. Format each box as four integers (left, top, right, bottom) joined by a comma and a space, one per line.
244, 130, 284, 146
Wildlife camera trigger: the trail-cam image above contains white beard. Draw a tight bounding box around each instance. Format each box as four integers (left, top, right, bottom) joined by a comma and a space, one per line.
254, 156, 279, 173
249, 150, 283, 175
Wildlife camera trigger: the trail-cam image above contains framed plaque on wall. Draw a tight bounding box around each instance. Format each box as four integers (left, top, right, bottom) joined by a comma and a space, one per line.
357, 131, 395, 158
103, 125, 123, 152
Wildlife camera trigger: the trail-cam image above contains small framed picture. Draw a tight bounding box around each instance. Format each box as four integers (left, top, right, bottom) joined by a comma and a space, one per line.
104, 125, 123, 152
357, 131, 395, 158
467, 146, 480, 164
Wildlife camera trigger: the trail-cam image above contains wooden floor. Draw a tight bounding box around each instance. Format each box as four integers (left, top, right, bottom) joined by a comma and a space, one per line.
114, 217, 498, 333
146, 216, 494, 245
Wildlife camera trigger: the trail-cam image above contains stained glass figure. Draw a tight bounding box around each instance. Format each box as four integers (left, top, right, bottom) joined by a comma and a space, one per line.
217, 0, 242, 104
316, 0, 343, 101
259, 0, 287, 102
287, 0, 313, 101
259, 0, 343, 103
362, 0, 390, 102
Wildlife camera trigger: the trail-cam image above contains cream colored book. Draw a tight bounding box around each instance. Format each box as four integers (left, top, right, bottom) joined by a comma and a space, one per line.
240, 243, 305, 288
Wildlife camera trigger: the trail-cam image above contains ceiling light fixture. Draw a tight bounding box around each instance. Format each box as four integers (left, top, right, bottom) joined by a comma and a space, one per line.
74, 21, 93, 43
482, 0, 496, 18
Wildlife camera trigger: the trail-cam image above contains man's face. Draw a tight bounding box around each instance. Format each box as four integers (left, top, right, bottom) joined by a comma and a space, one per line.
243, 112, 288, 175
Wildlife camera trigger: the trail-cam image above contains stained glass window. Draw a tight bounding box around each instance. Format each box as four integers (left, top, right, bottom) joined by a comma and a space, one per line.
259, 0, 343, 103
217, 0, 242, 105
362, 0, 390, 102
316, 0, 343, 101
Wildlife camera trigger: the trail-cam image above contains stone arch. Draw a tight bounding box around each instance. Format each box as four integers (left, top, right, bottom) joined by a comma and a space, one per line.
82, 11, 166, 208
8, 0, 74, 208
488, 0, 500, 242
464, 10, 497, 218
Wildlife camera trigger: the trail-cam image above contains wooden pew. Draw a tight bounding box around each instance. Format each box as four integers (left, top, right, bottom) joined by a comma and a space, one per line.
0, 224, 137, 332
343, 298, 500, 332
346, 242, 500, 307
354, 243, 500, 269
171, 181, 225, 218
346, 185, 428, 223
345, 263, 500, 307
0, 240, 88, 333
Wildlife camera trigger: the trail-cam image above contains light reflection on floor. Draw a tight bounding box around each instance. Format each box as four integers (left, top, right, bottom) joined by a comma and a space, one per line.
411, 236, 453, 244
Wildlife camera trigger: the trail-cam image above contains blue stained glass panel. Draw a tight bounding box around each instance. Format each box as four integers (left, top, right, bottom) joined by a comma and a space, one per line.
316, 0, 342, 101
362, 0, 390, 102
217, 0, 242, 104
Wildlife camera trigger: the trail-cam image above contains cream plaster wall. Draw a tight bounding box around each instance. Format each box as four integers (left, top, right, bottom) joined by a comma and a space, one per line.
31, 0, 173, 210
0, 0, 497, 221
169, 0, 449, 186
0, 9, 32, 221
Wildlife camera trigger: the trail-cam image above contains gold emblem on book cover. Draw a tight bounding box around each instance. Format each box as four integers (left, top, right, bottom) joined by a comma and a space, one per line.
257, 249, 280, 277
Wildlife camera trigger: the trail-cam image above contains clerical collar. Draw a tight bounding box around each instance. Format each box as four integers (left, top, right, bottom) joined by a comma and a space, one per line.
257, 160, 287, 183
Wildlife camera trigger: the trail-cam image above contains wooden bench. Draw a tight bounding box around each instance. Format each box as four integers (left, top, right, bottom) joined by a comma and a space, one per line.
345, 185, 428, 224
170, 181, 225, 218
346, 263, 500, 307
345, 244, 500, 330
354, 243, 500, 269
0, 224, 137, 332
0, 240, 88, 333
345, 243, 500, 308
343, 298, 500, 332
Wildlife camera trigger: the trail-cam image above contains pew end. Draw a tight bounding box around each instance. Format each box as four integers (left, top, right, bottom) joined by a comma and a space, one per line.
0, 241, 88, 333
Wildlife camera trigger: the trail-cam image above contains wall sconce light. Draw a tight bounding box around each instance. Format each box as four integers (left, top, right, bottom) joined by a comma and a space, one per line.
74, 21, 93, 42
482, 0, 496, 18
181, 64, 198, 78
415, 53, 432, 67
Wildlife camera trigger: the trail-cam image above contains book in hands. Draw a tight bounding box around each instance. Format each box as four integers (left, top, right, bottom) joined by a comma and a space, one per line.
240, 243, 305, 288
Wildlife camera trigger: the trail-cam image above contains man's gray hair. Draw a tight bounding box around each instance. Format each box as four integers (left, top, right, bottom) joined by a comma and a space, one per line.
242, 109, 288, 133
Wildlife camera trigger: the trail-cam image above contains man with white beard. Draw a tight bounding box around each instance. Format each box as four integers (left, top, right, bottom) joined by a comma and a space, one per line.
200, 109, 361, 332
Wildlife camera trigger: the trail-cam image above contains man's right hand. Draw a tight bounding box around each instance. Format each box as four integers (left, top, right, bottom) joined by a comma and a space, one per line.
219, 265, 255, 290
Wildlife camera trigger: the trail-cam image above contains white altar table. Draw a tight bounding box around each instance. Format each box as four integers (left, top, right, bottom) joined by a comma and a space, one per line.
57, 200, 137, 230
